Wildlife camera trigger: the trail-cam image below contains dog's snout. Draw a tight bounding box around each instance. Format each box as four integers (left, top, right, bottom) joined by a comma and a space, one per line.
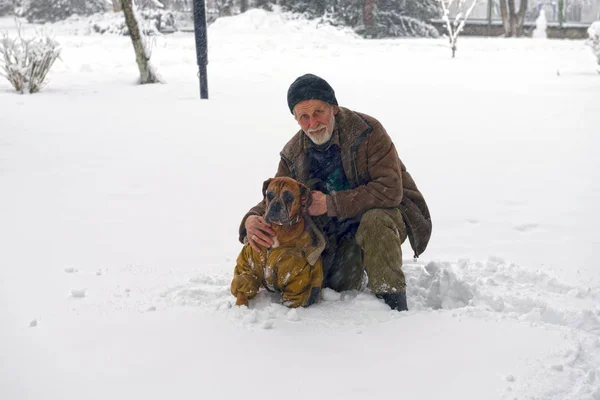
270, 200, 283, 213
265, 199, 289, 225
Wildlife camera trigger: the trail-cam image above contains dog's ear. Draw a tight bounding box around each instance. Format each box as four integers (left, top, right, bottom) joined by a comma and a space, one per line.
262, 178, 273, 199
299, 182, 311, 208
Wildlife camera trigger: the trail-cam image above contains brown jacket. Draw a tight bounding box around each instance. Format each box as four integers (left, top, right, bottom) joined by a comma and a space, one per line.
240, 107, 432, 257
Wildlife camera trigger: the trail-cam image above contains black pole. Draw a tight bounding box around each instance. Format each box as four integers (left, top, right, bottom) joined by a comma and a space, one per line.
193, 0, 208, 99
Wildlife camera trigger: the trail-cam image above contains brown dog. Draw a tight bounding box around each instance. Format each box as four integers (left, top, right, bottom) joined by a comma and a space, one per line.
231, 177, 325, 308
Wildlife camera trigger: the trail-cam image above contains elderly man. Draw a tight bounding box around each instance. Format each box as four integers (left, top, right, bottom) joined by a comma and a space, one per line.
239, 74, 431, 311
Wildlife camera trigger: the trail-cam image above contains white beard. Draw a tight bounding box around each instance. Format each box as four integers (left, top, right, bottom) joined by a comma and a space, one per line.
305, 108, 335, 145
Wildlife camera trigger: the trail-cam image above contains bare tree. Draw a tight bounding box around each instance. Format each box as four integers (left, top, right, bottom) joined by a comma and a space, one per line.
499, 0, 528, 37
112, 0, 123, 12
121, 0, 160, 84
438, 0, 479, 58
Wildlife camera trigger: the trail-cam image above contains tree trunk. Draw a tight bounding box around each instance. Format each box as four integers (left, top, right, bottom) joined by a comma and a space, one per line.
500, 0, 528, 37
363, 0, 375, 28
112, 0, 122, 12
499, 0, 510, 36
516, 0, 528, 36
122, 0, 160, 84
508, 0, 517, 37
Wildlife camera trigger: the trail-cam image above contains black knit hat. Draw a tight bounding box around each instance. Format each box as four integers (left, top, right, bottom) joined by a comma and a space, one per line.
287, 74, 338, 114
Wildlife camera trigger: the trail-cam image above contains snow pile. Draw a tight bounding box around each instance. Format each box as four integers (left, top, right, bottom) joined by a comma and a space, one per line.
1, 8, 358, 39
9, 10, 190, 36
158, 259, 600, 398
24, 12, 126, 36
210, 8, 358, 43
3, 8, 355, 40
161, 258, 600, 336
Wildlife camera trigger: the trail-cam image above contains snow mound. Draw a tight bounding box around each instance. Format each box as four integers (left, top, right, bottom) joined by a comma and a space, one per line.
155, 259, 600, 398
0, 13, 126, 36
409, 258, 600, 332
20, 12, 128, 36
210, 9, 358, 43
3, 9, 358, 42
408, 261, 475, 309
158, 258, 600, 335
0, 10, 189, 36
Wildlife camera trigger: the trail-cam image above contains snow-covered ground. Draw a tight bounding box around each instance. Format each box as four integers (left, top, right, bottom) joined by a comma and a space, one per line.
1, 10, 600, 400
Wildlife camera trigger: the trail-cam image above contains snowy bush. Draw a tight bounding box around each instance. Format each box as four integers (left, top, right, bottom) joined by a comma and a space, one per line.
274, 0, 441, 38
0, 27, 61, 93
139, 8, 176, 33
23, 0, 108, 23
91, 14, 130, 35
588, 21, 600, 73
91, 8, 176, 35
0, 0, 13, 16
357, 14, 440, 38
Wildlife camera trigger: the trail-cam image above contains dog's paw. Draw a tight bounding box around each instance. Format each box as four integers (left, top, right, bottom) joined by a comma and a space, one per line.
235, 292, 249, 307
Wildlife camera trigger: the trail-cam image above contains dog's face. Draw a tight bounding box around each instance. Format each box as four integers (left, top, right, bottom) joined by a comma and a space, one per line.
263, 177, 309, 226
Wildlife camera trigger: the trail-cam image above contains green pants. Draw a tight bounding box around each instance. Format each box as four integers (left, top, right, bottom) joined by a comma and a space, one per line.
314, 208, 407, 294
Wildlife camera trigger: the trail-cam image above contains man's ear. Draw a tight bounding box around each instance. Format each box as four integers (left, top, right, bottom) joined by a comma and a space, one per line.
332, 105, 339, 115
299, 182, 311, 208
262, 178, 273, 199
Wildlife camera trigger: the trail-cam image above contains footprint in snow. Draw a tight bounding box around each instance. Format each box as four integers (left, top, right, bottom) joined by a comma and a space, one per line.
70, 289, 86, 298
513, 223, 541, 232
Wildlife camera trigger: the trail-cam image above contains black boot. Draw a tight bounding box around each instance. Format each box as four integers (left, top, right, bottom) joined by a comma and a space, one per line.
376, 292, 408, 311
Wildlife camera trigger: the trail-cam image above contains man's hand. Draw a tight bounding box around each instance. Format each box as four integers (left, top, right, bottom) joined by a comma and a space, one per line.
308, 191, 328, 216
245, 215, 275, 253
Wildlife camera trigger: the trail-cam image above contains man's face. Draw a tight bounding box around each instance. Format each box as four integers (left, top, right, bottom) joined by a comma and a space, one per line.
293, 100, 338, 145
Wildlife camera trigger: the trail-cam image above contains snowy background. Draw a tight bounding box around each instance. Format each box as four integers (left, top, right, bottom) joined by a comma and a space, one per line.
1, 9, 600, 400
